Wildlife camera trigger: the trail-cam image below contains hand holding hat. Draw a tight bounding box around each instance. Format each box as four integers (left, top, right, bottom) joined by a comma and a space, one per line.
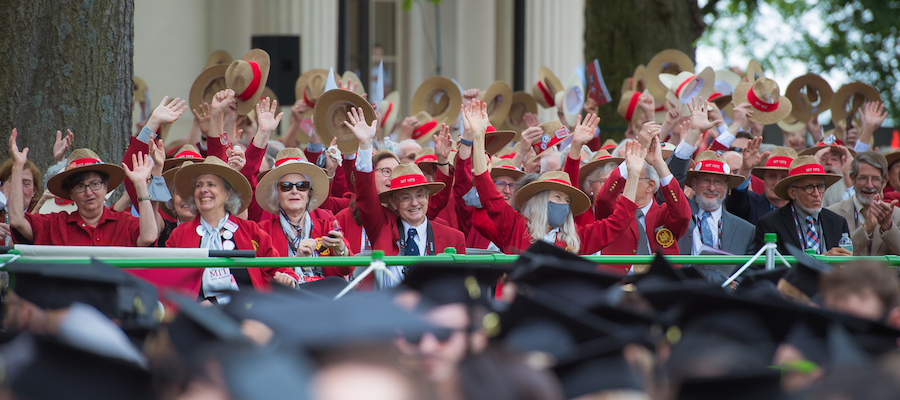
637, 121, 661, 150
688, 96, 723, 133
344, 106, 377, 150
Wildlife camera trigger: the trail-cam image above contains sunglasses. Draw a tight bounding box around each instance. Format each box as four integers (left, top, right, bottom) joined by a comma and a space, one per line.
278, 181, 311, 192
402, 326, 474, 344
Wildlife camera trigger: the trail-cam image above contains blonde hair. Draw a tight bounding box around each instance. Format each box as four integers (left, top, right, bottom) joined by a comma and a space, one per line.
521, 191, 580, 253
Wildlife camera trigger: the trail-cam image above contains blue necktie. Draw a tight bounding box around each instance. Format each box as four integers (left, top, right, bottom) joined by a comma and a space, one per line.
700, 211, 714, 247
405, 228, 420, 256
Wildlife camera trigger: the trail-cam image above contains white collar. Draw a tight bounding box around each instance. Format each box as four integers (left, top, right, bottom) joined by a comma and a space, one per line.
542, 227, 560, 243
697, 205, 723, 222
638, 201, 653, 217
401, 219, 428, 237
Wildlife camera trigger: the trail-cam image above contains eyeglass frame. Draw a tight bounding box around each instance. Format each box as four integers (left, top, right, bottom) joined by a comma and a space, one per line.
278, 181, 312, 192
71, 180, 106, 194
791, 183, 827, 195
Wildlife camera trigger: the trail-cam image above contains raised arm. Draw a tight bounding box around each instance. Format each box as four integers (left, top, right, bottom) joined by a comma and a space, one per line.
207, 90, 235, 162
856, 101, 887, 152
124, 151, 160, 247
7, 130, 33, 241
346, 107, 387, 235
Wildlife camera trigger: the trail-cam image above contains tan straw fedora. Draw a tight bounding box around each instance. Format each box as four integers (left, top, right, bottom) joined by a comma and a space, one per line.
341, 70, 366, 96
225, 49, 271, 116
707, 69, 742, 110
414, 149, 438, 176
313, 89, 376, 155
379, 91, 401, 135
578, 150, 624, 189
189, 64, 228, 113
514, 171, 591, 216
163, 144, 204, 171
483, 81, 514, 127
744, 59, 764, 83
645, 49, 695, 100
797, 136, 858, 158
685, 151, 745, 189
295, 69, 340, 117
256, 148, 329, 214
774, 155, 842, 200
378, 164, 446, 203
205, 50, 233, 69
490, 158, 525, 181
174, 156, 253, 214
785, 74, 834, 124
528, 120, 570, 163
617, 91, 643, 123
732, 77, 793, 125
830, 81, 881, 123
777, 115, 806, 134
750, 147, 798, 180
531, 66, 564, 108
556, 72, 586, 127
411, 76, 463, 125
484, 126, 516, 156
660, 67, 716, 117
47, 149, 127, 200
501, 91, 539, 137
630, 64, 648, 93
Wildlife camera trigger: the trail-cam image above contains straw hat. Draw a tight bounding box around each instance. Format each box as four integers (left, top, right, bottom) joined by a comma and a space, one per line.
784, 74, 833, 124
160, 161, 195, 218
732, 77, 793, 125
578, 150, 624, 189
774, 155, 842, 200
750, 147, 798, 180
501, 91, 539, 136
685, 151, 745, 189
484, 126, 516, 156
133, 76, 148, 104
313, 89, 376, 155
744, 59, 764, 83
557, 72, 586, 127
378, 164, 446, 203
601, 139, 618, 151
529, 120, 570, 163
256, 148, 329, 214
415, 148, 439, 174
777, 115, 806, 134
531, 66, 564, 108
163, 144, 204, 171
630, 64, 648, 93
514, 171, 591, 216
707, 69, 742, 110
46, 149, 127, 201
830, 82, 881, 123
490, 158, 525, 181
379, 91, 401, 135
189, 64, 228, 112
617, 91, 643, 123
295, 69, 339, 117
407, 111, 440, 146
341, 70, 366, 97
660, 141, 677, 160
659, 67, 716, 117
205, 50, 233, 69
645, 49, 695, 100
411, 76, 463, 125
174, 156, 253, 214
797, 137, 858, 158
885, 150, 900, 170
483, 81, 514, 127
225, 49, 271, 116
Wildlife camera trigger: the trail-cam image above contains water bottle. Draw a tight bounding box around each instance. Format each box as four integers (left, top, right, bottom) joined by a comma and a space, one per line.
839, 233, 853, 254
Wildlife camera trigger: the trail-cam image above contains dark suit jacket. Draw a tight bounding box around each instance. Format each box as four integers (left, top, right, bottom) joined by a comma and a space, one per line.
753, 203, 850, 254
725, 182, 778, 225
678, 199, 757, 255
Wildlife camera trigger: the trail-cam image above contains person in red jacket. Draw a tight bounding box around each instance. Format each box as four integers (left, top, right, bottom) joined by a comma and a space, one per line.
345, 107, 465, 289
255, 147, 354, 282
465, 100, 642, 255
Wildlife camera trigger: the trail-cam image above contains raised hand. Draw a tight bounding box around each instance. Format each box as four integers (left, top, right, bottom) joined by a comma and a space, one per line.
463, 88, 480, 102
434, 123, 453, 161
730, 102, 754, 131
637, 92, 655, 115
192, 103, 212, 135
645, 134, 664, 167
291, 99, 310, 124
464, 99, 490, 139
53, 129, 74, 162
806, 115, 822, 137
124, 151, 153, 184
583, 97, 599, 115
8, 129, 28, 166
519, 126, 544, 147
256, 97, 284, 134
227, 145, 246, 171
399, 116, 419, 141
637, 121, 661, 149
707, 100, 724, 124
343, 107, 377, 149
147, 96, 188, 133
149, 138, 166, 174
837, 145, 854, 176
211, 89, 236, 115
859, 101, 887, 131
689, 96, 723, 133
572, 114, 600, 147
522, 112, 540, 128
624, 140, 647, 176
740, 137, 770, 177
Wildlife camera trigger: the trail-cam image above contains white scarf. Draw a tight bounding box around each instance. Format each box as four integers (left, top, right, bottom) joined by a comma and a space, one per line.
200, 214, 238, 303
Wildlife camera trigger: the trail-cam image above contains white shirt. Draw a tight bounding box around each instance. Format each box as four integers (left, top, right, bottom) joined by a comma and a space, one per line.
356, 146, 374, 172
691, 206, 723, 255
401, 219, 428, 256
617, 163, 675, 187
636, 201, 653, 245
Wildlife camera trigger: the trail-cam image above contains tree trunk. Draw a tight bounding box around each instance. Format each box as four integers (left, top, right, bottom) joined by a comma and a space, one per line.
0, 0, 134, 176
584, 0, 703, 141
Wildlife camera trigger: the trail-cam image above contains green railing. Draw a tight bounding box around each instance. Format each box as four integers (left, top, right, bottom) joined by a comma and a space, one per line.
1, 248, 898, 268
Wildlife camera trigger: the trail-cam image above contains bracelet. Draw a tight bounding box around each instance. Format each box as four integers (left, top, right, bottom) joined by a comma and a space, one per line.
436, 162, 449, 166
459, 138, 474, 147
136, 195, 152, 202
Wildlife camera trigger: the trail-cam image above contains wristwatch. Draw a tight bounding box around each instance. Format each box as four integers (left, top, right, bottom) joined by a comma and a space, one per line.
136, 195, 152, 202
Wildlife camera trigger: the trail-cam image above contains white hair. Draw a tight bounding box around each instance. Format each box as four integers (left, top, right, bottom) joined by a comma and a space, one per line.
558, 144, 594, 167
610, 138, 634, 157
643, 163, 660, 193
521, 191, 580, 253
540, 150, 562, 173
581, 162, 618, 194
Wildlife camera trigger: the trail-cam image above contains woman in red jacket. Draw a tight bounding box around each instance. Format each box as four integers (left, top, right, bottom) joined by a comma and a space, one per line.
255, 147, 354, 282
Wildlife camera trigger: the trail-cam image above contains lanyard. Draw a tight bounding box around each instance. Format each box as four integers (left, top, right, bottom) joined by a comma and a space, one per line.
852, 203, 861, 230
791, 205, 823, 253
694, 212, 723, 250
397, 219, 436, 256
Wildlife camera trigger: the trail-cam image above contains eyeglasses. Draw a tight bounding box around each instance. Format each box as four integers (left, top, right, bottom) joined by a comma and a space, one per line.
494, 181, 515, 191
394, 192, 428, 205
278, 181, 311, 192
854, 176, 884, 186
376, 167, 393, 177
696, 178, 727, 188
402, 326, 475, 344
72, 180, 104, 194
792, 184, 827, 195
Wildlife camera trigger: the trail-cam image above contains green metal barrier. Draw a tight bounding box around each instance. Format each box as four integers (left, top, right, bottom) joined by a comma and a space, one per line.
1, 248, 898, 268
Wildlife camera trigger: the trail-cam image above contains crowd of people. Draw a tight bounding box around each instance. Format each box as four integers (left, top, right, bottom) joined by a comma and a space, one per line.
1, 47, 900, 399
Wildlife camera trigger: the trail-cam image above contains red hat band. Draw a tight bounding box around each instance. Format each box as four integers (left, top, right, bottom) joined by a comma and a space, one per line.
544, 178, 574, 187
765, 156, 793, 168
235, 61, 262, 101
532, 126, 570, 154
788, 163, 826, 177
625, 92, 641, 122
379, 102, 394, 128
415, 154, 438, 164
390, 174, 429, 189
675, 75, 697, 98
274, 157, 302, 168
412, 119, 438, 140
536, 80, 556, 107
747, 88, 779, 112
68, 158, 103, 170
175, 150, 203, 160
694, 160, 730, 174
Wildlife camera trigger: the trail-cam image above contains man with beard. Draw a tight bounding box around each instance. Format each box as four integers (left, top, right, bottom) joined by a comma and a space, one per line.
677, 151, 755, 256
753, 155, 851, 256
827, 152, 900, 255
727, 139, 796, 224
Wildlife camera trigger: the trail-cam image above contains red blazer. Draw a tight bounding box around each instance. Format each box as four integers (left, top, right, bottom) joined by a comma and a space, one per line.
562, 155, 597, 229
594, 168, 691, 260
453, 155, 502, 251
156, 214, 299, 296
354, 167, 466, 256
258, 208, 355, 277
473, 171, 637, 255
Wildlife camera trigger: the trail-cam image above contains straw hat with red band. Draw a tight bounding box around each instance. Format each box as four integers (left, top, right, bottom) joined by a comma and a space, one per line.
341, 70, 367, 97
174, 156, 253, 214
501, 91, 539, 137
555, 72, 586, 127
601, 139, 618, 151
411, 111, 441, 146
225, 49, 271, 116
414, 148, 438, 176
484, 126, 515, 156
707, 69, 742, 111
189, 64, 228, 113
617, 91, 642, 123
685, 151, 745, 189
256, 148, 330, 215
483, 81, 514, 127
660, 67, 716, 117
797, 136, 858, 157
531, 66, 564, 108
205, 50, 233, 69
295, 69, 339, 118
160, 161, 195, 219
774, 155, 842, 200
379, 91, 400, 135
47, 149, 127, 201
645, 49, 695, 100
630, 64, 648, 93
378, 164, 446, 203
164, 144, 204, 171
578, 150, 624, 189
514, 171, 591, 216
529, 120, 570, 163
777, 116, 806, 134
732, 77, 793, 125
411, 76, 463, 125
490, 158, 525, 181
744, 59, 764, 83
750, 147, 798, 180
785, 73, 834, 124
313, 89, 377, 155
830, 81, 881, 123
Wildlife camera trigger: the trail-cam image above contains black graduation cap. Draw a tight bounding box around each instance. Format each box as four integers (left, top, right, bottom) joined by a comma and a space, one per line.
400, 263, 508, 308
9, 335, 154, 400
738, 266, 789, 287
298, 276, 352, 298
165, 293, 249, 359
627, 251, 688, 287
216, 344, 314, 400
676, 369, 785, 400
7, 259, 126, 320
117, 272, 161, 334
784, 244, 833, 298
